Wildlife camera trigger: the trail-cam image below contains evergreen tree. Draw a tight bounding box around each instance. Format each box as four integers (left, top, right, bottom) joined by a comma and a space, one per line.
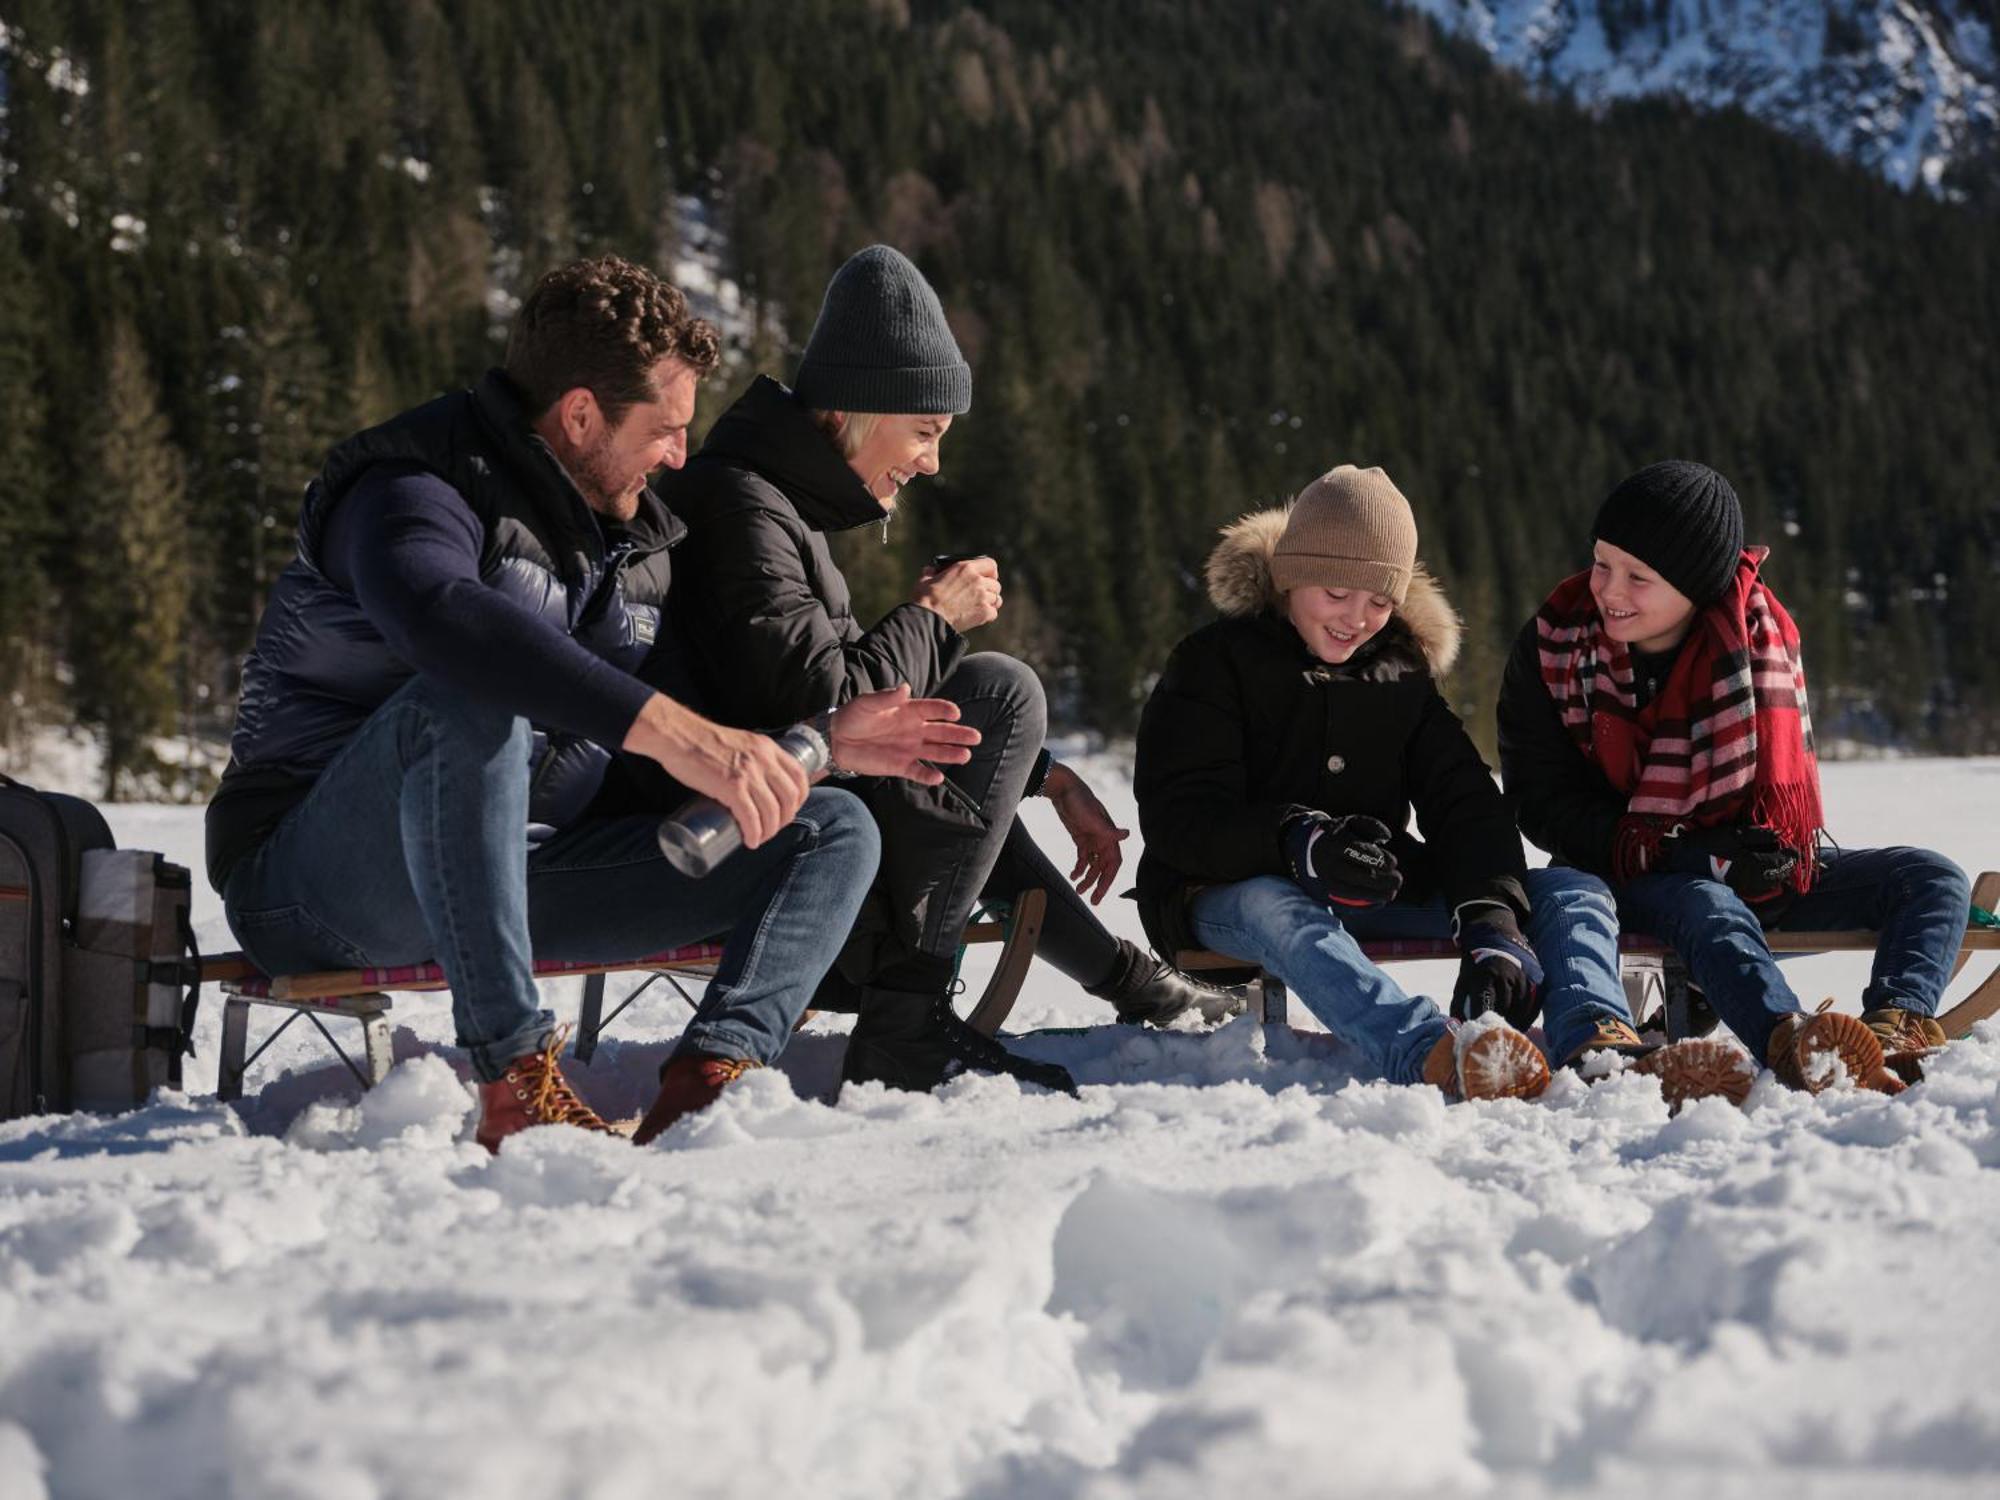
194, 267, 343, 680
0, 223, 56, 744
70, 321, 192, 798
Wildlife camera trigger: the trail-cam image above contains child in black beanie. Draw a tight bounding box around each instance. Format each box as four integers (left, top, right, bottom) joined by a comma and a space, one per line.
1497, 459, 1971, 1097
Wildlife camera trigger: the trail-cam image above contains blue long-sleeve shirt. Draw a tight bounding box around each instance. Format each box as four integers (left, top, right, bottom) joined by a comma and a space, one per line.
319, 463, 654, 746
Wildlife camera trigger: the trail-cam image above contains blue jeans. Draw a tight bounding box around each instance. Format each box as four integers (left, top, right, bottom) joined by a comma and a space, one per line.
1188, 868, 1627, 1083
1615, 844, 1971, 1061
222, 676, 881, 1081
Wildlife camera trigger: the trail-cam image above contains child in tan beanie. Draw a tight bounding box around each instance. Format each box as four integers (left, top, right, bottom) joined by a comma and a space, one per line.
1132, 464, 1723, 1105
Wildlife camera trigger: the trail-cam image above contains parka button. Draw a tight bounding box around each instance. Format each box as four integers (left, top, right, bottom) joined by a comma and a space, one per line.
1326, 755, 1345, 773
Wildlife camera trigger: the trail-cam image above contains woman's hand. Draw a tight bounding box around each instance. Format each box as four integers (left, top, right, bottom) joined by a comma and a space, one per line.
913, 556, 1002, 632
828, 685, 981, 782
1042, 760, 1129, 904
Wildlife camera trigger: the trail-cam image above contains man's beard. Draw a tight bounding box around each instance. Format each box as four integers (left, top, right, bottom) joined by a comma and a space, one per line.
571, 433, 640, 520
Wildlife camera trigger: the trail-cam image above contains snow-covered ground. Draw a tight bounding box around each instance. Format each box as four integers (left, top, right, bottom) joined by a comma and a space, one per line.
4, 755, 2000, 1499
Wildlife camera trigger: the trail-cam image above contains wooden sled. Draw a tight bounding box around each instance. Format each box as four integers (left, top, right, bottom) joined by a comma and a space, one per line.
201, 888, 1047, 1101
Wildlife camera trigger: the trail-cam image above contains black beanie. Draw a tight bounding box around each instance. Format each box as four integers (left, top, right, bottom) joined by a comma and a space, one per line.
791, 245, 972, 415
1590, 460, 1745, 606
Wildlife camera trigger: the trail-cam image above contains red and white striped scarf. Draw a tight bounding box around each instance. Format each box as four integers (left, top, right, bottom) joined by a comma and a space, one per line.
1535, 547, 1822, 887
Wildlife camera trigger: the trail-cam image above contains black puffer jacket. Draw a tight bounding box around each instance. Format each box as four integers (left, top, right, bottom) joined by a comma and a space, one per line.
662, 376, 965, 726
1134, 508, 1528, 959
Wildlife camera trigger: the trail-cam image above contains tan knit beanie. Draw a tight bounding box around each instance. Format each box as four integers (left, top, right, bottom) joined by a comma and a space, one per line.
1269, 464, 1418, 605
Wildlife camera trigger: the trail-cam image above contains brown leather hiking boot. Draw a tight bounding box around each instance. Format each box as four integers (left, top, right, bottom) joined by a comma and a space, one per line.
1632, 1039, 1758, 1111
474, 1027, 619, 1152
632, 1052, 760, 1146
1561, 1019, 1754, 1111
1561, 1018, 1648, 1071
1862, 1006, 1948, 1084
1421, 1021, 1550, 1101
1767, 1001, 1903, 1096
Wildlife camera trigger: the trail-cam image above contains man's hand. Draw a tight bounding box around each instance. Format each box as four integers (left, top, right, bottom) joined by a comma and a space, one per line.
1281, 810, 1403, 909
1450, 902, 1543, 1029
623, 693, 811, 850
913, 556, 1002, 632
1041, 760, 1129, 905
829, 684, 981, 783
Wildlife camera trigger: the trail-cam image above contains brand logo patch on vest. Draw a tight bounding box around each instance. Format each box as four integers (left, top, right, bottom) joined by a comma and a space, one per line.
631, 604, 659, 646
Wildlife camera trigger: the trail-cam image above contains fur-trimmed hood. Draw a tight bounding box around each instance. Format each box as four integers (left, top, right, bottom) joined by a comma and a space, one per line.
1203, 506, 1462, 677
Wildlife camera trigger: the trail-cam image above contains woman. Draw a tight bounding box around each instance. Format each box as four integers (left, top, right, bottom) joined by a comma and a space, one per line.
665, 245, 1235, 1095
1135, 466, 1742, 1104
1497, 459, 1971, 1093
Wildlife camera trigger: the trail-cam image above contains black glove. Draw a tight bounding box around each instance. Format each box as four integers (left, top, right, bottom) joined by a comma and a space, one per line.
1660, 824, 1799, 905
1450, 902, 1544, 1029
1282, 811, 1403, 909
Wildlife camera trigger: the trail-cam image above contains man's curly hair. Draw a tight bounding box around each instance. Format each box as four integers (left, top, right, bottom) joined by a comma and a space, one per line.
504, 255, 721, 421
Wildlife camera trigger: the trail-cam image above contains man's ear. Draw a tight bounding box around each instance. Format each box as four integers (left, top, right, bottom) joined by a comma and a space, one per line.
553, 386, 602, 444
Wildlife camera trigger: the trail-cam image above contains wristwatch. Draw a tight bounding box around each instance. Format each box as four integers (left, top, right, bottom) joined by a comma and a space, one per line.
805, 707, 840, 773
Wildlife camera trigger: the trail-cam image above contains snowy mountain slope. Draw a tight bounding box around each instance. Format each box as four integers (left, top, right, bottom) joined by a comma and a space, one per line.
1401, 0, 2000, 192
2, 755, 1999, 1497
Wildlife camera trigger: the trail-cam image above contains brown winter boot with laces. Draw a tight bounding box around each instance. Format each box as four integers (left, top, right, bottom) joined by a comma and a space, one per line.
474, 1026, 619, 1152
1562, 1018, 1758, 1112
1862, 1006, 1948, 1084
1421, 1020, 1550, 1101
1767, 1001, 1904, 1096
631, 1053, 761, 1146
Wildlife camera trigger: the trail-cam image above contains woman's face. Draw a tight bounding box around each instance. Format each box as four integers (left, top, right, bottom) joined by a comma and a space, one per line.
1590, 539, 1698, 653
845, 413, 953, 508
1285, 585, 1395, 664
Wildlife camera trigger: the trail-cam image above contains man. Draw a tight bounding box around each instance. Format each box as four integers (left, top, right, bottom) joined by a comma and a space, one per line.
207, 256, 976, 1149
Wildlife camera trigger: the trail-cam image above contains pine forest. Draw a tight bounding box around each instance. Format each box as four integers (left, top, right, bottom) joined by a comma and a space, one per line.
1, 0, 1996, 795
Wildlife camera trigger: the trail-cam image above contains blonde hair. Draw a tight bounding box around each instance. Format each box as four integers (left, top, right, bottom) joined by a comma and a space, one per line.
811, 409, 886, 459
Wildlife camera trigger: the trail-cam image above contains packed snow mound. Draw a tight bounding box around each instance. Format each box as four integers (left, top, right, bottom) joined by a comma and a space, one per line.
1402, 0, 2000, 194
0, 755, 1997, 1497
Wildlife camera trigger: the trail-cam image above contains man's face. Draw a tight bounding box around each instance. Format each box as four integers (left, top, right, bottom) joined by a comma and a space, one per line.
563, 356, 700, 521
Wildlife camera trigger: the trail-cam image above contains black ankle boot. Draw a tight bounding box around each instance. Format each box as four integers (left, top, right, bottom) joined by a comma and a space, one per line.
839, 985, 1077, 1097
840, 988, 957, 1091
1087, 939, 1248, 1027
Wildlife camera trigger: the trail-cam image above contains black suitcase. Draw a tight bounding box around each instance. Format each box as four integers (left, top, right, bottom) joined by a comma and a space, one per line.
0, 772, 117, 1118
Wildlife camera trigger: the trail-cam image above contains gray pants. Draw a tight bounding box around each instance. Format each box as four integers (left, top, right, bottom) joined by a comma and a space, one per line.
849, 652, 1120, 994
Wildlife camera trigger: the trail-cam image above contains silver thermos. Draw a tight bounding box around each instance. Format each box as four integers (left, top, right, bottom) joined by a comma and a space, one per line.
655, 721, 833, 877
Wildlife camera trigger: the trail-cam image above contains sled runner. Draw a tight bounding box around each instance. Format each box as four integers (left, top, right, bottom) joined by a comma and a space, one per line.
201, 889, 1046, 1100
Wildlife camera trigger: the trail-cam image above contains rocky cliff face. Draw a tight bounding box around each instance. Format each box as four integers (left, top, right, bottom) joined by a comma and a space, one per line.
1400, 1, 1999, 195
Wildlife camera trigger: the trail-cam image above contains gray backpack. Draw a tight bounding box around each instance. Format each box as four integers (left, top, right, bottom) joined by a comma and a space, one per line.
1, 773, 202, 1119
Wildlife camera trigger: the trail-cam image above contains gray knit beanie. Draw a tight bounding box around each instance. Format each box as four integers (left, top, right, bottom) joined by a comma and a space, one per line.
791, 245, 972, 415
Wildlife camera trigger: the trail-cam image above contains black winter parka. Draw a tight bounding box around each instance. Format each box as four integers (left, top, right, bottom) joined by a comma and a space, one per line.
662, 376, 965, 727
1134, 509, 1528, 959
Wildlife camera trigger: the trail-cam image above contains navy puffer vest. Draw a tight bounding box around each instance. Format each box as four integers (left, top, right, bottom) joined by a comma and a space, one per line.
207, 370, 680, 887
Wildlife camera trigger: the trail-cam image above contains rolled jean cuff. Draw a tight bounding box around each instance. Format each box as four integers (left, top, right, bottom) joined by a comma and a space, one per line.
462, 1009, 558, 1083
676, 1020, 775, 1068
1860, 984, 1938, 1017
